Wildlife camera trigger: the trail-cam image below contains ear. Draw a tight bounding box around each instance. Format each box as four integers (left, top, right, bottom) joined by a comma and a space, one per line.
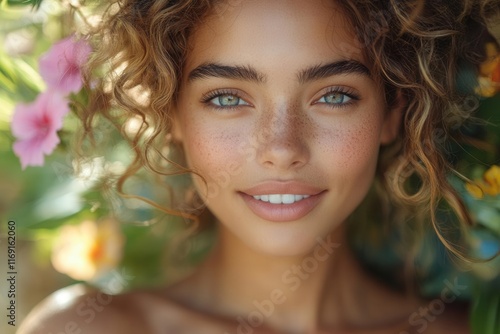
380, 92, 405, 145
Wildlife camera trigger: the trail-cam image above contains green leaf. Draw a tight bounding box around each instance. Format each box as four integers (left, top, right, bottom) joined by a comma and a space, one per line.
0, 53, 19, 90
0, 51, 44, 101
471, 288, 500, 334
475, 205, 500, 235
3, 0, 43, 9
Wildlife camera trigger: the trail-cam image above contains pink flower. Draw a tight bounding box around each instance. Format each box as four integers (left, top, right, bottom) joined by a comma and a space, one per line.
39, 35, 91, 94
11, 91, 70, 169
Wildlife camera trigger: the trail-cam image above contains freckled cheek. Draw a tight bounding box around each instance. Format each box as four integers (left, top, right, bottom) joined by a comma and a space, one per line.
183, 124, 247, 183
320, 121, 382, 180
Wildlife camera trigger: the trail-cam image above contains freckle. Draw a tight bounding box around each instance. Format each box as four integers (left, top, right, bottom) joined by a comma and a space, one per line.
339, 130, 356, 169
207, 130, 238, 161
353, 119, 379, 159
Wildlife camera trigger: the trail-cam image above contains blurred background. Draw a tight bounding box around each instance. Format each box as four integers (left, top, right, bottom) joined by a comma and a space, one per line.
0, 2, 215, 334
0, 1, 499, 334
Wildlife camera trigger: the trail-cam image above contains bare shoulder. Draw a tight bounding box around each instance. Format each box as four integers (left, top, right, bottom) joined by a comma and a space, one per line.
18, 284, 150, 334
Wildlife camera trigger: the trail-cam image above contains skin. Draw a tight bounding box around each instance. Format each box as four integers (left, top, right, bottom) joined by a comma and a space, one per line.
173, 0, 398, 258
18, 0, 471, 333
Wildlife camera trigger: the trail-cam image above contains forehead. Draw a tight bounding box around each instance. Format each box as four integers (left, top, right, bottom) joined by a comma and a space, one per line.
184, 0, 364, 70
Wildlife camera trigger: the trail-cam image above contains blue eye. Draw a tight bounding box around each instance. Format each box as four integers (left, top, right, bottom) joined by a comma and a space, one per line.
203, 91, 250, 109
318, 92, 352, 105
211, 94, 248, 107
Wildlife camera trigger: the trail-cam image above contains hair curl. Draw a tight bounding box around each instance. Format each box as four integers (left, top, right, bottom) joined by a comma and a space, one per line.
338, 0, 500, 264
80, 0, 500, 265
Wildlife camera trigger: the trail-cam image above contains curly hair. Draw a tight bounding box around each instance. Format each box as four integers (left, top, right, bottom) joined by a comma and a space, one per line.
338, 0, 500, 265
80, 0, 500, 264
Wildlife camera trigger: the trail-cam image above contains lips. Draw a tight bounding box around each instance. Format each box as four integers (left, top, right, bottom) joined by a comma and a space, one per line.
238, 181, 326, 222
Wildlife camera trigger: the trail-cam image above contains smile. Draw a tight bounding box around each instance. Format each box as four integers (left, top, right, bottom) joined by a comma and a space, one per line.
240, 191, 325, 222
252, 194, 311, 204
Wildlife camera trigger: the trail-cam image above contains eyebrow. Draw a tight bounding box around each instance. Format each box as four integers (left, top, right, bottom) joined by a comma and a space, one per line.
188, 63, 266, 83
297, 60, 370, 83
187, 60, 370, 83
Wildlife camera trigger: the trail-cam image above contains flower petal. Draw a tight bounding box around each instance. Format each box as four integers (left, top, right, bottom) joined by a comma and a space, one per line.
43, 91, 70, 127
11, 91, 69, 138
51, 219, 124, 281
13, 137, 46, 169
40, 130, 61, 154
11, 103, 41, 139
39, 36, 91, 94
11, 91, 70, 169
465, 183, 484, 199
484, 165, 500, 188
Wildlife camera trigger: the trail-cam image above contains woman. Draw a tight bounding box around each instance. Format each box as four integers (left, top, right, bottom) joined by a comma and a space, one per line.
19, 0, 498, 333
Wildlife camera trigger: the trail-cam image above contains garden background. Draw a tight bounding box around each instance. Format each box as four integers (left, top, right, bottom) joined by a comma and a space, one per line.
0, 1, 500, 334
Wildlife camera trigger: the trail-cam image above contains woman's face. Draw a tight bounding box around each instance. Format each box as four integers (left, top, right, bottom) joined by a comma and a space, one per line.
174, 0, 401, 256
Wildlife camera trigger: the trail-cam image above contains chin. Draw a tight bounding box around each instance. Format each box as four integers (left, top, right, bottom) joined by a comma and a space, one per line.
227, 218, 344, 258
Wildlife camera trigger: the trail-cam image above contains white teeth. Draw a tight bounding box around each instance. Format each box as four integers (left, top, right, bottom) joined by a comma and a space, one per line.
252, 194, 310, 204
295, 194, 310, 201
269, 194, 281, 204
282, 194, 295, 204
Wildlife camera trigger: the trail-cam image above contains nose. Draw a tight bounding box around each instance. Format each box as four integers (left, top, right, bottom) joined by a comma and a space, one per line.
256, 104, 310, 171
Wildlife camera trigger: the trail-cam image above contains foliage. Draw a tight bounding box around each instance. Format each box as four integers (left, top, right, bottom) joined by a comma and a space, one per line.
0, 1, 499, 333
0, 0, 205, 291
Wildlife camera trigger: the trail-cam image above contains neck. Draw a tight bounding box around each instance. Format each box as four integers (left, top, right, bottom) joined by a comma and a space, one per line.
169, 223, 417, 333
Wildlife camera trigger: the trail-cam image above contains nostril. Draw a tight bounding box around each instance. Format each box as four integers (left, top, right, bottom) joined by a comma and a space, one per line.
257, 139, 309, 170
290, 160, 304, 168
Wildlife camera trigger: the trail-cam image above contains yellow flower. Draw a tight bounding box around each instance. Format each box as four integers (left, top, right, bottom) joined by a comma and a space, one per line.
483, 165, 500, 196
51, 218, 124, 281
466, 165, 500, 199
465, 182, 484, 199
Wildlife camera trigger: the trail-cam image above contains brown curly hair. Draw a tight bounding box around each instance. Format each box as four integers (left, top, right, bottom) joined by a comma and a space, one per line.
341, 0, 500, 264
79, 0, 500, 264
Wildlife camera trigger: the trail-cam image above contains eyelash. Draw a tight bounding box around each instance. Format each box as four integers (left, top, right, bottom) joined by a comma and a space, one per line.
201, 87, 360, 111
314, 87, 360, 109
201, 89, 249, 111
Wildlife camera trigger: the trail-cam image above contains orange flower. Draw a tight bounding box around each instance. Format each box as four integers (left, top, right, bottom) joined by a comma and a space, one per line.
51, 218, 124, 281
475, 42, 500, 97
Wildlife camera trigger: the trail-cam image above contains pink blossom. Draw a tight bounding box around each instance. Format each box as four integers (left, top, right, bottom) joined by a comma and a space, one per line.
11, 91, 70, 169
39, 36, 91, 94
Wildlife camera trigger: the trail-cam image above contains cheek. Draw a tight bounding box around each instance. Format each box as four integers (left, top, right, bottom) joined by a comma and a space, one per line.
182, 121, 246, 194
319, 115, 383, 183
